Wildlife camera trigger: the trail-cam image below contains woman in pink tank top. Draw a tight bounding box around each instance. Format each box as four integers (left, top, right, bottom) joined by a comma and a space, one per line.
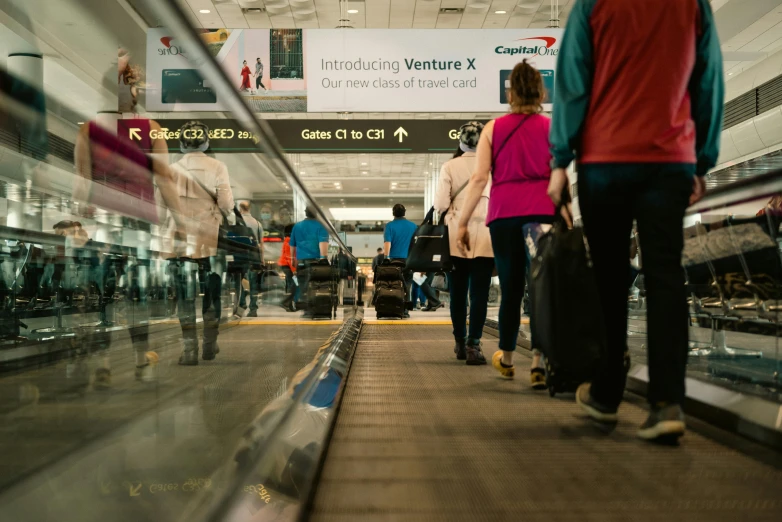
456, 60, 555, 388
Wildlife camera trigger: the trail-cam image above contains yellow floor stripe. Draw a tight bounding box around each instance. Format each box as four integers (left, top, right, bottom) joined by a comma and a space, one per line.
366, 320, 453, 325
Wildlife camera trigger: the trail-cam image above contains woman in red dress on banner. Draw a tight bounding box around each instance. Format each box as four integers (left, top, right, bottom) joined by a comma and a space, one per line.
239, 60, 253, 94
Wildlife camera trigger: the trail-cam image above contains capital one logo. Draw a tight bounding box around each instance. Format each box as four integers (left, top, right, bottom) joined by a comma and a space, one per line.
495, 36, 559, 57
158, 36, 185, 56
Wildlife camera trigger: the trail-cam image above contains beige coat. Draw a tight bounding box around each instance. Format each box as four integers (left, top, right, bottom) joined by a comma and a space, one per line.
434, 152, 494, 259
163, 152, 234, 259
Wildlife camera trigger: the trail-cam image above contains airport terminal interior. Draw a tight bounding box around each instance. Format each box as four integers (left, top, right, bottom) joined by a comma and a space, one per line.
0, 0, 781, 521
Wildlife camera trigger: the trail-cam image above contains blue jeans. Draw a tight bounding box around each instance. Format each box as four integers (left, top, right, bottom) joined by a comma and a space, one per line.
447, 256, 494, 341
489, 219, 548, 352
579, 164, 692, 407
411, 282, 427, 306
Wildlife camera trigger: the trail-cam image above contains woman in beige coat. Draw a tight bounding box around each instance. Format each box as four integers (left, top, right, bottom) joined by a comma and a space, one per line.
164, 121, 234, 365
433, 122, 494, 365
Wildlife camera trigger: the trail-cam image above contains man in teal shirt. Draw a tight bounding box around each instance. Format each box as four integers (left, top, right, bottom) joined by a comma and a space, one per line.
383, 204, 417, 316
290, 207, 329, 314
548, 0, 724, 442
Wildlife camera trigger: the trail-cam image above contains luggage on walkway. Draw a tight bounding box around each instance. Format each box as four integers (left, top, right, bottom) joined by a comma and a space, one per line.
307, 259, 336, 319
374, 260, 406, 319
530, 219, 604, 397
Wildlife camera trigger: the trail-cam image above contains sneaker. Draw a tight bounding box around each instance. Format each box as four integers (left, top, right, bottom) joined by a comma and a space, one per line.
202, 341, 218, 361
491, 351, 515, 379
637, 404, 685, 443
575, 383, 618, 423
465, 341, 487, 366
135, 352, 159, 382
178, 341, 199, 366
247, 310, 258, 318
94, 367, 112, 390
530, 368, 546, 390
454, 339, 467, 360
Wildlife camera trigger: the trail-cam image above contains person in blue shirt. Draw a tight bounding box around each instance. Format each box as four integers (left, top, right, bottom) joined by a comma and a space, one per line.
289, 207, 329, 314
383, 204, 417, 316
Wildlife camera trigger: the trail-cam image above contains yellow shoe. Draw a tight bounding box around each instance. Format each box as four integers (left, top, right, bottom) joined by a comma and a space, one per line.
492, 351, 515, 379
530, 368, 546, 390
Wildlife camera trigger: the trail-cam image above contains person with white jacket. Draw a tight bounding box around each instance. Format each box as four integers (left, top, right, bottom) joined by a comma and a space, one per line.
434, 122, 494, 365
165, 121, 234, 365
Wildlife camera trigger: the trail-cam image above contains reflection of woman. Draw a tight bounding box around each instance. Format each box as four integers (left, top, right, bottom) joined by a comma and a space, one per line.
240, 60, 253, 94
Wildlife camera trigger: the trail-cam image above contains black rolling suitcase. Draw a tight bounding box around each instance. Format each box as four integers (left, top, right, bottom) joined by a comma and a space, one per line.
374, 260, 406, 319
307, 260, 335, 319
530, 218, 604, 397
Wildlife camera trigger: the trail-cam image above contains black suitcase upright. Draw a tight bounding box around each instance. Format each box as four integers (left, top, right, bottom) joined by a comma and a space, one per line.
307, 260, 336, 319
530, 223, 604, 397
374, 260, 406, 319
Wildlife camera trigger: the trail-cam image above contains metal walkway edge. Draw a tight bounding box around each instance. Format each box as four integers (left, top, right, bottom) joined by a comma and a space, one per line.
309, 324, 782, 522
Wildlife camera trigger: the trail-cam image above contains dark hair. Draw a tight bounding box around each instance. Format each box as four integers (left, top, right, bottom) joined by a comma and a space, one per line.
284, 224, 294, 237
256, 57, 260, 60
392, 204, 406, 218
507, 60, 545, 112
453, 144, 464, 159
305, 207, 316, 219
377, 247, 382, 253
53, 220, 74, 230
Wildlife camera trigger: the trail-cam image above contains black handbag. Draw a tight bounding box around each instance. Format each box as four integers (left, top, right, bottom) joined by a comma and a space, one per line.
405, 206, 451, 272
186, 173, 262, 271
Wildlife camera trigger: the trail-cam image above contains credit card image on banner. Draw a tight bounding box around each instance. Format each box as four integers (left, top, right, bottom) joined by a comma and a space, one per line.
499, 69, 555, 103
161, 69, 217, 104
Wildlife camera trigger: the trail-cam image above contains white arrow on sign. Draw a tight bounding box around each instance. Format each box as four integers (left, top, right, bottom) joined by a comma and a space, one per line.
129, 128, 142, 140
394, 127, 408, 143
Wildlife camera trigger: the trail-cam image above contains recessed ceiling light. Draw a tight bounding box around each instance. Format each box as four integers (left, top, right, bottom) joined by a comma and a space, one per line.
495, 10, 507, 14
348, 9, 359, 14
300, 171, 305, 175
199, 9, 211, 14
361, 162, 367, 166
728, 72, 734, 76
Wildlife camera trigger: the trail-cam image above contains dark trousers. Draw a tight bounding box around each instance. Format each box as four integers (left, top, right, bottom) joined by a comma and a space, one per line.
256, 76, 266, 90
489, 218, 546, 352
420, 272, 441, 306
170, 257, 222, 345
281, 265, 295, 307
579, 164, 692, 408
296, 260, 315, 309
448, 256, 494, 341
233, 268, 258, 312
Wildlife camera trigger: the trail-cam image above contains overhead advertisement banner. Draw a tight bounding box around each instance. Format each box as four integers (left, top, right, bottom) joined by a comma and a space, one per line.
144, 28, 307, 112
307, 29, 562, 113
142, 29, 561, 113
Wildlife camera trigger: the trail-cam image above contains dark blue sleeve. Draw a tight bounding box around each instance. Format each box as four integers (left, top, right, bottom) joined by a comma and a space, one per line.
550, 0, 598, 169
690, 0, 725, 176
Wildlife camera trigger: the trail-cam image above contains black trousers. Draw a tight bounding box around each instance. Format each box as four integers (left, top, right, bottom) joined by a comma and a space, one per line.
419, 272, 441, 306
256, 76, 266, 90
448, 256, 494, 341
280, 265, 295, 308
579, 164, 692, 408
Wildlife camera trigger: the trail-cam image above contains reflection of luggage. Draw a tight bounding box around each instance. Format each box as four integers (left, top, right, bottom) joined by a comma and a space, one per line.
307, 259, 335, 319
530, 222, 603, 397
374, 260, 406, 319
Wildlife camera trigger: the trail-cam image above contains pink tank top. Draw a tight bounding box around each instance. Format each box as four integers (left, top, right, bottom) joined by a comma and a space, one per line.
487, 113, 555, 224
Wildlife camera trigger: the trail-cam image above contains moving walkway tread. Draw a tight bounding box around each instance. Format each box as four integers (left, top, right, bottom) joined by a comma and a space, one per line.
310, 325, 782, 522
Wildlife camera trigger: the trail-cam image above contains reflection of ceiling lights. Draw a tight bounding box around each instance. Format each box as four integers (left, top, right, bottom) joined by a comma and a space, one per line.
495, 11, 507, 14
199, 9, 211, 14
348, 9, 359, 14
330, 208, 395, 220
361, 162, 367, 166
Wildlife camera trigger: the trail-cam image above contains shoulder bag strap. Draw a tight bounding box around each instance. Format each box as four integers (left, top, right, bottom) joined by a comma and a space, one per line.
491, 115, 531, 169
